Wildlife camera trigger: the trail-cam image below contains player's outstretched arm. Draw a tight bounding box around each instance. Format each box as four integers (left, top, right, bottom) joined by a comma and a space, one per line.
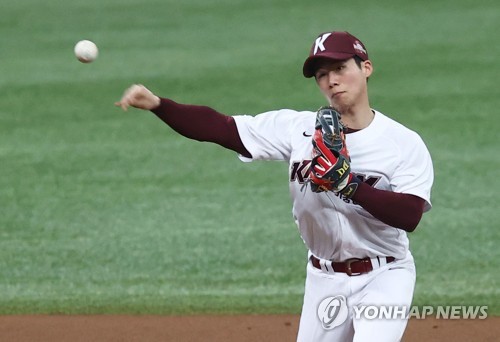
115, 84, 251, 157
115, 84, 161, 111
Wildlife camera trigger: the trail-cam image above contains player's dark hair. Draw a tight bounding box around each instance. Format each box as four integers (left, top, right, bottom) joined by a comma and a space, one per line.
353, 56, 364, 69
353, 56, 370, 81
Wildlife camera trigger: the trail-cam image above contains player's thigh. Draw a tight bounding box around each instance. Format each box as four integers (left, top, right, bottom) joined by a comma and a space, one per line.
353, 264, 416, 342
297, 263, 354, 342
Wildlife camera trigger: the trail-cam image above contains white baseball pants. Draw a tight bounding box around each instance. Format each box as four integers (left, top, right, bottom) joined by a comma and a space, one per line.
296, 253, 416, 342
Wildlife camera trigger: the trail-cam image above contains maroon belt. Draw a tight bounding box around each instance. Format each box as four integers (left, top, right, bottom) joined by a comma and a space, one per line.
310, 255, 395, 276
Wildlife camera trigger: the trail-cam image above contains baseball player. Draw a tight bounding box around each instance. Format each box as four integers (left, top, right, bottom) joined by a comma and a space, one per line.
116, 31, 433, 341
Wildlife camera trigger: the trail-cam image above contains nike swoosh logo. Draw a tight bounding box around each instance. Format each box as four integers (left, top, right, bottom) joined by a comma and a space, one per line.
388, 267, 405, 271
303, 132, 312, 137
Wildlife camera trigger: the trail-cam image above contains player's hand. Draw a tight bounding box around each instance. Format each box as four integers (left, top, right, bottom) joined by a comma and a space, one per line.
309, 127, 361, 197
115, 84, 161, 111
310, 128, 350, 190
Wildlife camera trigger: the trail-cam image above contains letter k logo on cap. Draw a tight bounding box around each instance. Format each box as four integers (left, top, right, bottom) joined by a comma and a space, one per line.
314, 33, 332, 55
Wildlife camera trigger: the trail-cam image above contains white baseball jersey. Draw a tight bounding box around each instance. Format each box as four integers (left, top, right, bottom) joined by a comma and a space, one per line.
233, 109, 433, 261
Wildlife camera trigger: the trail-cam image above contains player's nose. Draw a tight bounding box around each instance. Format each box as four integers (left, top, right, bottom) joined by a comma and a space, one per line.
328, 71, 340, 87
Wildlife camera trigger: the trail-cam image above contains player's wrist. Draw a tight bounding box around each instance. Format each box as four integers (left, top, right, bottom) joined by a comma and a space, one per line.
151, 97, 177, 117
151, 96, 161, 110
336, 174, 361, 199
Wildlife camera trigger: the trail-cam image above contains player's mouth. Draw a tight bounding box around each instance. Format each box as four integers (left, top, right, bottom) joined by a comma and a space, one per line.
331, 91, 345, 98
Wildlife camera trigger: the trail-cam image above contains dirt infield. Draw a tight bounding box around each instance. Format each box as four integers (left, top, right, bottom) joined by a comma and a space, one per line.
0, 315, 498, 341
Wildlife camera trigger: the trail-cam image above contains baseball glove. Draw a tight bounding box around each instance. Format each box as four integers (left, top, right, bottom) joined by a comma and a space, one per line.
309, 106, 360, 198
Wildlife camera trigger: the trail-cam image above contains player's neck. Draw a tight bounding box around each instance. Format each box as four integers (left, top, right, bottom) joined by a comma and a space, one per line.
338, 105, 374, 130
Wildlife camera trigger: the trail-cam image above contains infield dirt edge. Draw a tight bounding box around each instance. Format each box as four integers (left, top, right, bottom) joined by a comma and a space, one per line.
0, 314, 498, 341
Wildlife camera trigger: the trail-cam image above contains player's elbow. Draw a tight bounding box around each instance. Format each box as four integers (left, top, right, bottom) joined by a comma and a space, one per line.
403, 220, 419, 233
401, 204, 424, 232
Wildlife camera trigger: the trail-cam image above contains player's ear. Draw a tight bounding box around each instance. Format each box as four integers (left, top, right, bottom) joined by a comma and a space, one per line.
362, 60, 373, 79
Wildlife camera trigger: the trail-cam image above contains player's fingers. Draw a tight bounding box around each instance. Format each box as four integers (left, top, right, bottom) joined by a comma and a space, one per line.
114, 100, 129, 111
115, 84, 159, 111
128, 84, 145, 99
317, 156, 331, 168
117, 84, 144, 109
120, 84, 141, 102
314, 164, 325, 173
318, 144, 332, 158
318, 142, 329, 156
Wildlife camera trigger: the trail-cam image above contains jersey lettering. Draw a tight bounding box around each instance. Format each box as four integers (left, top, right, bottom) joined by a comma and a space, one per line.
290, 160, 383, 203
336, 174, 382, 204
290, 160, 312, 183
355, 174, 382, 188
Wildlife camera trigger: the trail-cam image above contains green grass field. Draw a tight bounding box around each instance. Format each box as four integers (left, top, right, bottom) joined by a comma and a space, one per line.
1, 0, 499, 315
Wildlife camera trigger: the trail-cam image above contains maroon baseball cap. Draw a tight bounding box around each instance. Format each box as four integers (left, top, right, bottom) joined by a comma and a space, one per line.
302, 31, 369, 78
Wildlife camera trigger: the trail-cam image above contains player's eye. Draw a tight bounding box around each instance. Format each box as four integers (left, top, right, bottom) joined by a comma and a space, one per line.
315, 70, 327, 79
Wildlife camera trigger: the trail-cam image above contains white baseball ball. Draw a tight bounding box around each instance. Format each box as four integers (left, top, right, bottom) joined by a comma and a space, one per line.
74, 40, 98, 63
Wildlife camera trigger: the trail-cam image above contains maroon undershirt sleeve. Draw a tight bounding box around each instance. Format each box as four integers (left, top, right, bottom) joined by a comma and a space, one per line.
352, 182, 425, 232
151, 97, 251, 157
150, 97, 423, 232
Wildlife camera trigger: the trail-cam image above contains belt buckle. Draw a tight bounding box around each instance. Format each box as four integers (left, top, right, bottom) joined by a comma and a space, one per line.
345, 258, 363, 276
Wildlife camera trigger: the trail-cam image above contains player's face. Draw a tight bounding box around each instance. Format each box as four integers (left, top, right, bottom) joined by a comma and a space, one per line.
314, 58, 372, 113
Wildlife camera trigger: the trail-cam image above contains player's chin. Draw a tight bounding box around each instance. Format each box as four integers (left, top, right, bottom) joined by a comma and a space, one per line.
331, 95, 355, 112
329, 101, 349, 114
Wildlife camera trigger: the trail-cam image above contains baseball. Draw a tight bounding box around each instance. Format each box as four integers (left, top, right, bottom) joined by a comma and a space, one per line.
74, 40, 98, 63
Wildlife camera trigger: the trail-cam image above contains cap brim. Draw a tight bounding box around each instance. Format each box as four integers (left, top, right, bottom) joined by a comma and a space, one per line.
302, 52, 355, 78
